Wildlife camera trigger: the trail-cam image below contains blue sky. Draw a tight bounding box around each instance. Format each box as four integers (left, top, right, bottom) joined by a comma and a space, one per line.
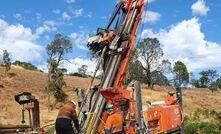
0, 0, 220, 75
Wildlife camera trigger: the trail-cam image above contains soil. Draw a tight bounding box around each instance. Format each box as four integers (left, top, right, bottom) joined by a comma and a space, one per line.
0, 66, 220, 127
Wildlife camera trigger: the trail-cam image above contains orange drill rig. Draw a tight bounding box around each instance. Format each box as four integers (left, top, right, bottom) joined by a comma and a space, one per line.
77, 0, 183, 134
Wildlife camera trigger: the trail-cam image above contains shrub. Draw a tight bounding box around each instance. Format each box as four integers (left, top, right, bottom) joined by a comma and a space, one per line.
69, 72, 88, 78
13, 61, 38, 71
184, 109, 221, 134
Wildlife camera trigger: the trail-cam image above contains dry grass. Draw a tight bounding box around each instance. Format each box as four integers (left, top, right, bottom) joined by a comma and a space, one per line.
0, 66, 221, 127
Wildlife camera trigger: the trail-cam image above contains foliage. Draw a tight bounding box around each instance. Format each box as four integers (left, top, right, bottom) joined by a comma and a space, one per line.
45, 126, 55, 134
191, 69, 220, 92
208, 77, 221, 92
199, 69, 218, 88
128, 59, 145, 83
46, 33, 72, 59
184, 122, 221, 134
190, 78, 200, 88
151, 70, 170, 86
217, 77, 221, 88
173, 61, 189, 86
209, 81, 218, 92
134, 38, 169, 88
2, 50, 11, 74
48, 68, 67, 102
13, 61, 38, 71
46, 33, 72, 102
184, 108, 221, 134
77, 65, 88, 77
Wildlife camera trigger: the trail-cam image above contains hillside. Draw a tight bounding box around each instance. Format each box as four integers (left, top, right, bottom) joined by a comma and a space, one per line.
0, 66, 221, 127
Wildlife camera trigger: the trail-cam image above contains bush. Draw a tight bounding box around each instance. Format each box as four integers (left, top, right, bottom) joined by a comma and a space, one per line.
45, 126, 55, 134
68, 72, 88, 78
13, 61, 38, 71
184, 109, 221, 134
185, 122, 221, 134
184, 122, 199, 134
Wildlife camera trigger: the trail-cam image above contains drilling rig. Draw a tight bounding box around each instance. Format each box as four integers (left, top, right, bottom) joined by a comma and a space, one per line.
77, 0, 183, 133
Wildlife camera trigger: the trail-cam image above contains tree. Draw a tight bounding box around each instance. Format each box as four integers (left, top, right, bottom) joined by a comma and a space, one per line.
136, 38, 166, 88
128, 60, 145, 83
78, 65, 88, 77
46, 33, 72, 104
13, 61, 38, 71
199, 70, 218, 88
208, 75, 220, 92
208, 81, 218, 92
191, 79, 200, 88
2, 50, 11, 76
127, 48, 145, 83
173, 61, 189, 86
216, 77, 221, 89
190, 72, 200, 88
151, 70, 170, 86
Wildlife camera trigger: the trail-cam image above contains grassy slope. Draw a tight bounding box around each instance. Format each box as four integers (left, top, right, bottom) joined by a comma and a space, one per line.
0, 66, 221, 127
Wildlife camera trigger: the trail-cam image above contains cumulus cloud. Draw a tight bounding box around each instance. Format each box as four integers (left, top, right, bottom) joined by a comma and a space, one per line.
37, 58, 97, 74
141, 18, 221, 72
73, 8, 84, 17
61, 58, 97, 74
142, 10, 161, 24
66, 0, 75, 4
35, 20, 57, 37
191, 0, 209, 16
13, 13, 22, 20
68, 7, 84, 18
62, 12, 71, 21
0, 19, 44, 62
69, 31, 89, 50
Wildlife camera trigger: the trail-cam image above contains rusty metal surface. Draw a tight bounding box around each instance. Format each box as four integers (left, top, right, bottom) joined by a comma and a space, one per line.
0, 125, 31, 133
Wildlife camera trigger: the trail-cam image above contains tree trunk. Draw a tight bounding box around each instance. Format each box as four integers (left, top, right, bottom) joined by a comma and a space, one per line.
151, 83, 154, 89
146, 70, 152, 89
147, 79, 153, 89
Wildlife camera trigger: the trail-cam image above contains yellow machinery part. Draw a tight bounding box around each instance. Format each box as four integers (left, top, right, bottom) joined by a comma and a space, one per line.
83, 112, 105, 134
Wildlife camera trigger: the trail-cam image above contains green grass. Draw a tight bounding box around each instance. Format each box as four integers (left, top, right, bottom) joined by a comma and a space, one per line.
45, 126, 55, 134
184, 108, 221, 134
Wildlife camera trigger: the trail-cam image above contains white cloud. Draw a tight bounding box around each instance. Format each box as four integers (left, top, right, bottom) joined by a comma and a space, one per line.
73, 8, 84, 17
69, 31, 89, 50
0, 19, 44, 62
191, 0, 209, 16
36, 62, 48, 72
141, 18, 221, 72
37, 58, 97, 74
142, 10, 161, 24
52, 9, 61, 14
61, 58, 97, 74
13, 13, 22, 20
35, 20, 57, 37
144, 0, 156, 4
62, 12, 71, 21
66, 0, 75, 4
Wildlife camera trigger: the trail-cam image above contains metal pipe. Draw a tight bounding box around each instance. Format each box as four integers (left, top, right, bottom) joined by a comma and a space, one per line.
21, 105, 25, 124
134, 81, 145, 134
